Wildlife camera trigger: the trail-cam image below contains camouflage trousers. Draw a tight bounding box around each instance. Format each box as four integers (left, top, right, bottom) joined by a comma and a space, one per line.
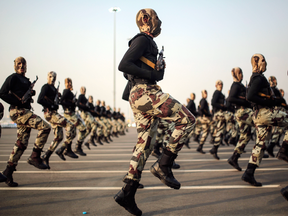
126, 84, 195, 181
155, 119, 172, 147
101, 117, 112, 136
96, 117, 108, 137
187, 117, 201, 139
249, 107, 288, 166
195, 116, 211, 145
107, 118, 116, 134
212, 110, 226, 146
44, 110, 75, 152
271, 126, 284, 143
225, 111, 238, 140
8, 108, 51, 166
117, 119, 125, 133
81, 111, 101, 138
64, 110, 87, 143
233, 108, 253, 154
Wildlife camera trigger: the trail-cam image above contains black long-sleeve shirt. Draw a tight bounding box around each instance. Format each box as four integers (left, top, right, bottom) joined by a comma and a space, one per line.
118, 33, 158, 81
227, 82, 251, 109
198, 98, 211, 117
77, 94, 89, 111
94, 105, 102, 117
186, 99, 198, 117
247, 73, 281, 108
37, 83, 58, 110
0, 73, 32, 109
61, 89, 76, 111
100, 106, 107, 118
211, 90, 226, 113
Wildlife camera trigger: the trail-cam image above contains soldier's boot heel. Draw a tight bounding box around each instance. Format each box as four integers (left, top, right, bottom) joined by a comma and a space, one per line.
150, 149, 181, 190
27, 148, 48, 170
3, 165, 18, 187
227, 152, 242, 171
281, 186, 288, 201
74, 142, 87, 156
41, 150, 53, 170
114, 180, 142, 216
276, 141, 288, 163
209, 145, 220, 160
64, 143, 79, 158
241, 163, 262, 186
56, 146, 66, 161
196, 144, 206, 154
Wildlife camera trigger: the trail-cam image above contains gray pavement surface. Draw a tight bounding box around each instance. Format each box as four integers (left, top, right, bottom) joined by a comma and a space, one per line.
0, 127, 288, 216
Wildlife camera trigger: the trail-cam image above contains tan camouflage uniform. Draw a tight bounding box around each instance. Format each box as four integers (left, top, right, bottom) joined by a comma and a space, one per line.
9, 108, 51, 166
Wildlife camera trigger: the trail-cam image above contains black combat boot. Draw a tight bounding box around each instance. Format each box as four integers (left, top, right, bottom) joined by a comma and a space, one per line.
84, 142, 90, 150
151, 141, 162, 158
241, 163, 262, 186
209, 145, 220, 160
56, 146, 66, 160
41, 150, 53, 170
74, 141, 87, 156
266, 142, 276, 157
0, 173, 7, 183
89, 135, 97, 147
281, 186, 288, 201
108, 134, 113, 142
172, 161, 180, 169
196, 144, 206, 154
27, 148, 48, 169
184, 138, 190, 149
227, 151, 242, 171
96, 135, 103, 145
114, 179, 142, 216
193, 134, 200, 143
64, 142, 79, 158
229, 136, 237, 146
3, 165, 18, 187
103, 136, 110, 144
122, 175, 144, 189
276, 141, 288, 163
209, 136, 214, 144
150, 148, 181, 189
224, 133, 230, 146
113, 132, 119, 138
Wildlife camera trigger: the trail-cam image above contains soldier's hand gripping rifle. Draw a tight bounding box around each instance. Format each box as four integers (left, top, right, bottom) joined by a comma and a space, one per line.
156, 46, 165, 71
54, 81, 60, 105
22, 76, 38, 104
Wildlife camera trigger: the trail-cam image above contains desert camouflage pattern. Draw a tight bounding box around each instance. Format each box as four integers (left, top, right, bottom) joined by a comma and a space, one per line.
155, 119, 172, 147
44, 110, 75, 151
125, 84, 195, 181
212, 110, 226, 146
101, 116, 112, 136
234, 108, 254, 154
197, 116, 212, 145
81, 111, 101, 138
249, 107, 288, 166
225, 111, 238, 141
8, 108, 51, 166
64, 110, 87, 143
271, 126, 284, 143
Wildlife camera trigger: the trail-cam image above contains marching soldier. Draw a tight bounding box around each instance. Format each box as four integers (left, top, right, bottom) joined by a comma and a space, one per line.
38, 72, 77, 169
242, 54, 288, 187
114, 9, 195, 215
209, 80, 227, 160
226, 67, 253, 171
0, 56, 51, 187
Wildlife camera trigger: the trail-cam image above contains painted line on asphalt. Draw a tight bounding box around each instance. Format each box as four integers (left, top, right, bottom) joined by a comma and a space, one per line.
7, 168, 288, 174
0, 185, 280, 190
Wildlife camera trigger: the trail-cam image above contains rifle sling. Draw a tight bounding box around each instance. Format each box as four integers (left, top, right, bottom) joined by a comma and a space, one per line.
139, 56, 155, 69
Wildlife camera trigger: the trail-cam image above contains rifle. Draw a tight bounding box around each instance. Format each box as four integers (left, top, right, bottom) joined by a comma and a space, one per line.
54, 81, 60, 105
72, 91, 77, 103
258, 92, 286, 107
22, 76, 38, 104
156, 46, 165, 71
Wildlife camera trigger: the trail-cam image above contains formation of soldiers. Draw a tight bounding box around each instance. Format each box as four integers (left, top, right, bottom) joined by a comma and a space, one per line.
0, 57, 128, 187
1, 8, 288, 216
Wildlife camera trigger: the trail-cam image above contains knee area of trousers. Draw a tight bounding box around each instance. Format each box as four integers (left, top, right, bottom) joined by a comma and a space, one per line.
16, 140, 27, 150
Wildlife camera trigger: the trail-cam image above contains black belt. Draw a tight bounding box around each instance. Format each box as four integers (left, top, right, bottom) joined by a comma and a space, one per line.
10, 105, 24, 110
132, 78, 156, 86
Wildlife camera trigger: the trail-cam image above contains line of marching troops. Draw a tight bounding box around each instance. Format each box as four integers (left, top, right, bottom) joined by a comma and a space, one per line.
0, 57, 127, 187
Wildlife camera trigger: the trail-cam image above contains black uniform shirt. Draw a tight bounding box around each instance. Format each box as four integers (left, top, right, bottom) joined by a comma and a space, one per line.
61, 89, 76, 111
37, 83, 57, 110
77, 94, 89, 111
211, 90, 226, 113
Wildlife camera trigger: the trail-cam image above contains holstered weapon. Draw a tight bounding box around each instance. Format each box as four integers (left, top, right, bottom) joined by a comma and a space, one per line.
139, 45, 165, 71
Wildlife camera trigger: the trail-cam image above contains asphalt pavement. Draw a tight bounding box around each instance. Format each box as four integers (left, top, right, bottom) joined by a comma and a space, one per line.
0, 127, 287, 216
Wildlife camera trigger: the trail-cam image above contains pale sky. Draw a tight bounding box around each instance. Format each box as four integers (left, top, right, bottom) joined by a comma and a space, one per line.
0, 0, 287, 122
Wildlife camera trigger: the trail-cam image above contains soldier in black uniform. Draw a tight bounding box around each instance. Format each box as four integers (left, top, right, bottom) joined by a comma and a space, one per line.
226, 67, 253, 171
0, 56, 51, 187
38, 72, 77, 169
242, 54, 288, 187
209, 80, 227, 160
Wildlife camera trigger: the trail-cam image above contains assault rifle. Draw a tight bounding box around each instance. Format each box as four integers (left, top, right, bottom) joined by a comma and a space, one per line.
22, 76, 38, 104
72, 91, 77, 103
156, 46, 165, 71
258, 92, 286, 107
54, 82, 60, 105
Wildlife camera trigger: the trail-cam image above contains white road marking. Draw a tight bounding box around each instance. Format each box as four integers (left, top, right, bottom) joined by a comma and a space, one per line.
0, 185, 280, 190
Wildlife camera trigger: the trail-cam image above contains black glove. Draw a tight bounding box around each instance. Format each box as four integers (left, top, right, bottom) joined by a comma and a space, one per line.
150, 69, 164, 82
31, 90, 36, 96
